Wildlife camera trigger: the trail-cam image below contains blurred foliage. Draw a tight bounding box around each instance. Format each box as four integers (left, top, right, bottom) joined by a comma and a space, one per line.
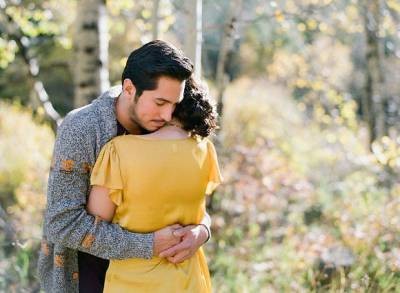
239, 0, 400, 135
0, 102, 54, 292
0, 0, 399, 292
205, 79, 400, 292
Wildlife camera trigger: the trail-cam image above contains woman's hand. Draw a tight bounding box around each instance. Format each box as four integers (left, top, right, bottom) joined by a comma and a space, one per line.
158, 224, 209, 264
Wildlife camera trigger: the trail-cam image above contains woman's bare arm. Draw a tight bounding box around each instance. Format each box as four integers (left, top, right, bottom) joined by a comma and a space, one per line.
87, 186, 117, 222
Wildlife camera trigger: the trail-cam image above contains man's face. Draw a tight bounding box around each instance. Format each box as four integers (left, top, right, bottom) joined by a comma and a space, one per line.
128, 76, 185, 132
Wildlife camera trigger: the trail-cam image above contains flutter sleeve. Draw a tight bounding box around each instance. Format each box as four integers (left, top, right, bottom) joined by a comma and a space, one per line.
205, 139, 223, 195
90, 140, 124, 206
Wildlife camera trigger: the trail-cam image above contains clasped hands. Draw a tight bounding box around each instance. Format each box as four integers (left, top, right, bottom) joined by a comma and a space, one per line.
153, 224, 208, 264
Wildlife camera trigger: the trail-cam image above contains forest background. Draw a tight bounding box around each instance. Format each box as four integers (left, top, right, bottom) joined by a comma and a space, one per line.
0, 0, 399, 292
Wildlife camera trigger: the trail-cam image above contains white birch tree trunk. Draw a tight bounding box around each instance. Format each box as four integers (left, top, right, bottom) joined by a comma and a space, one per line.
184, 0, 202, 80
74, 0, 110, 107
215, 0, 242, 116
152, 0, 161, 40
363, 0, 386, 144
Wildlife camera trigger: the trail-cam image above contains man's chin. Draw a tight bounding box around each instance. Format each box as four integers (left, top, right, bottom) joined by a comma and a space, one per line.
150, 122, 166, 131
141, 124, 161, 133
138, 120, 166, 133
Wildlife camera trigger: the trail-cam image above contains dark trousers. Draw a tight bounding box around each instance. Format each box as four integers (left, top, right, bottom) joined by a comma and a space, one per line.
78, 251, 109, 293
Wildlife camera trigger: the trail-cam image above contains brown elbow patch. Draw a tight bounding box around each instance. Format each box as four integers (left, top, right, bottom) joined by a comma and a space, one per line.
54, 254, 64, 268
41, 239, 49, 256
94, 215, 103, 226
82, 162, 92, 174
72, 272, 79, 281
81, 234, 95, 249
60, 159, 75, 172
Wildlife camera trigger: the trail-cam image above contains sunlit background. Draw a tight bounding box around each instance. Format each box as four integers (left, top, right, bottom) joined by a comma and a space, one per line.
1, 0, 399, 292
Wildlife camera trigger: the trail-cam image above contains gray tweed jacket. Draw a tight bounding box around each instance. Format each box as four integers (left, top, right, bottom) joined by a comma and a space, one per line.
37, 86, 154, 293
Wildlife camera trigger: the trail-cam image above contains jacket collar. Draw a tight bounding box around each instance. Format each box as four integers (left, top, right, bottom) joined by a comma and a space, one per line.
92, 85, 122, 140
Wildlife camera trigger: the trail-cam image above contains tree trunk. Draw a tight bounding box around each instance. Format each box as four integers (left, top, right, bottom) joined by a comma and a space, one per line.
215, 0, 242, 117
74, 0, 110, 108
152, 0, 161, 40
363, 0, 386, 144
184, 0, 202, 80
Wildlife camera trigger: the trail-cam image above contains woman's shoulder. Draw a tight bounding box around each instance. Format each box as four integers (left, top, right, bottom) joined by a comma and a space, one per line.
109, 134, 213, 148
105, 135, 140, 150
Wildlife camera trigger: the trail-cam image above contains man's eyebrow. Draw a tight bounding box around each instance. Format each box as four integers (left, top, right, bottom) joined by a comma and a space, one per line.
155, 97, 173, 103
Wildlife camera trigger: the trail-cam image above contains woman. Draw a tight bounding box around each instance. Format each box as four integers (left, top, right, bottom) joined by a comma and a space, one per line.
86, 79, 222, 292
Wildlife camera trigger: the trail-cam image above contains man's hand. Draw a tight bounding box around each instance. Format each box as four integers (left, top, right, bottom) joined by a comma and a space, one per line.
158, 224, 209, 264
153, 224, 183, 256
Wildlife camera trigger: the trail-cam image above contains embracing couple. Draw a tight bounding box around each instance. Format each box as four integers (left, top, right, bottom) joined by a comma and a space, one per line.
37, 40, 222, 293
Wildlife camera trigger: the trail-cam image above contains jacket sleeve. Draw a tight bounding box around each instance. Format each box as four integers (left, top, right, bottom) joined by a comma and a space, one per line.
200, 210, 212, 242
44, 115, 154, 260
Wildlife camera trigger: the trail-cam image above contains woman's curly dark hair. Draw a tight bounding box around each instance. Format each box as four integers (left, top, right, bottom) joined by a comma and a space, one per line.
173, 77, 218, 138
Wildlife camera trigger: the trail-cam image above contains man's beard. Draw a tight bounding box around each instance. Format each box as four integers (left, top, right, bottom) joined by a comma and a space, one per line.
128, 105, 151, 134
136, 123, 150, 134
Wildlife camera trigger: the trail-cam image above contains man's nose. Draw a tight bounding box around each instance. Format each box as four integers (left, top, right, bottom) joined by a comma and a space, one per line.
160, 107, 173, 122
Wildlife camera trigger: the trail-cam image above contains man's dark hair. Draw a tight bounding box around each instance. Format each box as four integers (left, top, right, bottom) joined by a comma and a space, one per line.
173, 77, 218, 138
122, 40, 194, 97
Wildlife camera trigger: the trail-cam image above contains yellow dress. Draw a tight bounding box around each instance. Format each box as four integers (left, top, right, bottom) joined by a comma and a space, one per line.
90, 135, 222, 293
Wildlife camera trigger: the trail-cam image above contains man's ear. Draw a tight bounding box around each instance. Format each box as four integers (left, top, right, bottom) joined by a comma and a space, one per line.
122, 79, 136, 98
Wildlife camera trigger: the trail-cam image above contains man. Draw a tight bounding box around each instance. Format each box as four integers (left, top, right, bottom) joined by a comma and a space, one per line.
37, 40, 211, 293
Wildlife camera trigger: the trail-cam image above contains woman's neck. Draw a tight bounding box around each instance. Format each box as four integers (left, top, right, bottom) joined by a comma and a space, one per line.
144, 124, 189, 139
